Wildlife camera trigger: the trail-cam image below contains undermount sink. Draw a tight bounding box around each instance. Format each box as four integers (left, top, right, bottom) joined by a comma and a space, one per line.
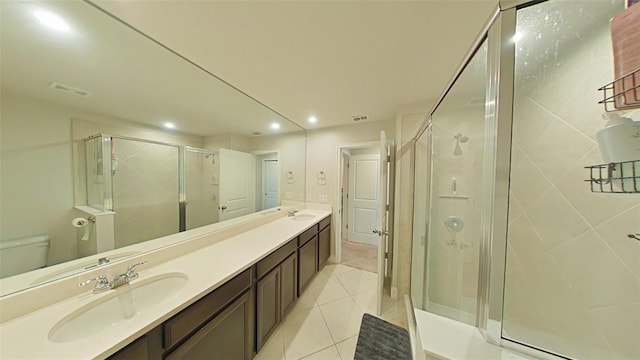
290, 214, 316, 221
48, 272, 188, 343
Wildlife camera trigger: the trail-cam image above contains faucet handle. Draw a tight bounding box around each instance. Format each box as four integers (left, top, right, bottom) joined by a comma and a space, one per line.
125, 261, 147, 280
78, 275, 110, 293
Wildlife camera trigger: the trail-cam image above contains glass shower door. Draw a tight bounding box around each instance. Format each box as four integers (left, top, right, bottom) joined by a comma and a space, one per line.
412, 40, 488, 325
110, 137, 180, 248
502, 1, 639, 358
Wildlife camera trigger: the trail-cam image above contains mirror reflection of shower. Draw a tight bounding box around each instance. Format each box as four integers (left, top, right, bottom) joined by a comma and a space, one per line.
453, 132, 469, 156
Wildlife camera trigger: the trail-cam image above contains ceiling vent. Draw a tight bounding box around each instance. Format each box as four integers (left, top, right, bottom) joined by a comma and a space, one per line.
49, 82, 93, 98
251, 131, 263, 136
351, 115, 369, 122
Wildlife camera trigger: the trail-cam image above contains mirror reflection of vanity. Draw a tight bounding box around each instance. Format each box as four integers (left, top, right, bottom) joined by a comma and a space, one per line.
0, 0, 306, 296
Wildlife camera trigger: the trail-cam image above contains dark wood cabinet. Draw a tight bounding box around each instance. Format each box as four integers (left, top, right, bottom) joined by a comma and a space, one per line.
256, 266, 280, 350
298, 236, 317, 294
256, 241, 298, 351
166, 290, 253, 360
108, 327, 162, 360
318, 222, 331, 270
280, 252, 297, 316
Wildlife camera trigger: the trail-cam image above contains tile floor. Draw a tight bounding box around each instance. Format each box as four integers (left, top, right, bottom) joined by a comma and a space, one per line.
255, 263, 407, 360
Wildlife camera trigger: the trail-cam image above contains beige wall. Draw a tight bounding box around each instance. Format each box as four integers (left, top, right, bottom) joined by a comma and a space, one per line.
503, 2, 640, 359
1, 94, 77, 267
306, 119, 395, 264
249, 132, 306, 203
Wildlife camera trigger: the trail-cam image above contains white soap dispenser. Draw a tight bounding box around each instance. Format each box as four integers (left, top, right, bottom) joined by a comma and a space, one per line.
596, 112, 640, 163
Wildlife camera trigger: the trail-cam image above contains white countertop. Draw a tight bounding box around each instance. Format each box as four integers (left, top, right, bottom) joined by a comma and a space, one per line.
0, 208, 331, 359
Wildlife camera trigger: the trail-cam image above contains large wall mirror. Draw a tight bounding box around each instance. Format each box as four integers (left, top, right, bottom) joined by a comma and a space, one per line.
0, 0, 306, 296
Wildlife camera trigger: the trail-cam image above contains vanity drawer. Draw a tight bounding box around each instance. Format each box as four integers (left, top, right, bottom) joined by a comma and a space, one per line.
298, 225, 318, 246
319, 216, 331, 230
257, 238, 297, 279
164, 268, 252, 350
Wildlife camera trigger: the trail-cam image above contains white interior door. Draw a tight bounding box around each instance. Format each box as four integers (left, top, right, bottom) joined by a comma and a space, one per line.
219, 148, 255, 221
375, 130, 392, 315
263, 159, 279, 209
347, 154, 379, 245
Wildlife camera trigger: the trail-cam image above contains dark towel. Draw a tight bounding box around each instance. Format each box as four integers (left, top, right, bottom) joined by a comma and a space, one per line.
355, 313, 412, 360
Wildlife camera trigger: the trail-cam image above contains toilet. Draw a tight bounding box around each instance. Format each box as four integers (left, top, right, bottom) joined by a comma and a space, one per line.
0, 235, 49, 278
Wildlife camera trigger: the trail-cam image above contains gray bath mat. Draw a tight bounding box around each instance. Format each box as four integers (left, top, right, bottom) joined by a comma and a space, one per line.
355, 313, 411, 360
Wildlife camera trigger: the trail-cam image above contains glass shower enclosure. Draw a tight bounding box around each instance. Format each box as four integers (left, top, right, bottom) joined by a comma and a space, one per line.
410, 0, 639, 359
82, 134, 218, 249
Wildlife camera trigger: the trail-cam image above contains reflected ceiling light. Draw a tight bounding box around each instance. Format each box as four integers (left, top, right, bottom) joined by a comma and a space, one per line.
163, 122, 176, 129
512, 32, 524, 43
33, 10, 70, 32
271, 122, 281, 130
308, 116, 317, 124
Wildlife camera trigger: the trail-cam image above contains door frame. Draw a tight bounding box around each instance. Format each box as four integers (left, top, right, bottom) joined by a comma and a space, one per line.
335, 141, 379, 265
253, 150, 280, 211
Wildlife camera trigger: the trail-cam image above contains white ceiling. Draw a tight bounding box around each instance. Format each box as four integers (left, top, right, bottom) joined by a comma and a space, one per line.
92, 0, 499, 130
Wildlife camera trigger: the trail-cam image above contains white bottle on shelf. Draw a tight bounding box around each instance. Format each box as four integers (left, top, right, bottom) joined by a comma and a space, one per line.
596, 112, 639, 163
596, 112, 640, 191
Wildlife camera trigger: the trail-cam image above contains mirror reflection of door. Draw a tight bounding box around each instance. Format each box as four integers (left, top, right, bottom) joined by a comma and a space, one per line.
262, 160, 279, 210
218, 148, 256, 221
255, 152, 279, 211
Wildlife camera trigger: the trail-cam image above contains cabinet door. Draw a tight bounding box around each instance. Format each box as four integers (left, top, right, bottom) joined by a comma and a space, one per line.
108, 327, 162, 360
166, 290, 253, 360
318, 224, 330, 270
298, 237, 318, 294
280, 252, 298, 317
256, 267, 280, 351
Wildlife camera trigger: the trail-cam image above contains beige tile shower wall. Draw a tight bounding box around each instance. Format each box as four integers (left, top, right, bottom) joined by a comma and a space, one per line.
426, 106, 485, 322
111, 139, 180, 249
503, 7, 640, 359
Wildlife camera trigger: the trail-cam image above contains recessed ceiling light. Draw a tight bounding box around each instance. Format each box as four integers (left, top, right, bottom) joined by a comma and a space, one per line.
164, 122, 176, 129
271, 122, 280, 130
308, 116, 317, 124
33, 10, 70, 33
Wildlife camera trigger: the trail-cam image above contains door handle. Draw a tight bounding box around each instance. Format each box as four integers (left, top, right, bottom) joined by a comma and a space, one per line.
373, 229, 388, 236
220, 205, 227, 210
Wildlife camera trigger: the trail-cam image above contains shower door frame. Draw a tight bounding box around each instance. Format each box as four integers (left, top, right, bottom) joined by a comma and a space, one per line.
409, 1, 574, 359
83, 134, 218, 237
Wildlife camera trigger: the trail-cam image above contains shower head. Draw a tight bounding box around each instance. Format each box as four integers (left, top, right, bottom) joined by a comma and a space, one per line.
454, 132, 469, 143
205, 153, 215, 165
453, 132, 468, 156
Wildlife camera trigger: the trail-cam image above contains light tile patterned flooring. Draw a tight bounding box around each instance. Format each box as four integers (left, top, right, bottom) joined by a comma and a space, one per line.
255, 264, 407, 360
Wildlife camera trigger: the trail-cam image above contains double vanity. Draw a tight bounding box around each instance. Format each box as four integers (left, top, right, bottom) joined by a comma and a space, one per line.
0, 207, 332, 359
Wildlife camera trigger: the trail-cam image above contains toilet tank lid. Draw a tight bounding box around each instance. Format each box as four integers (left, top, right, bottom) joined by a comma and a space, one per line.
0, 235, 50, 250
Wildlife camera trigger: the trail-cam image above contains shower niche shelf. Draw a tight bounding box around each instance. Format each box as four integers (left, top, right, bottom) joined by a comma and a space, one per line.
598, 68, 640, 112
584, 160, 639, 193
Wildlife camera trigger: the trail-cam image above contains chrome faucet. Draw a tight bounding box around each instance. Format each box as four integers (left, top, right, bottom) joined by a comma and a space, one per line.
287, 210, 299, 217
78, 261, 147, 294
